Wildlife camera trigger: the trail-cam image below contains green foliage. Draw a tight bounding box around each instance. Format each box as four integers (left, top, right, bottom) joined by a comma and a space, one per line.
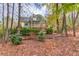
20, 27, 31, 36
46, 3, 79, 32
30, 28, 40, 35
0, 29, 4, 38
10, 34, 22, 45
62, 4, 75, 13
20, 27, 40, 36
9, 28, 17, 34
37, 31, 46, 41
0, 25, 5, 38
46, 27, 53, 34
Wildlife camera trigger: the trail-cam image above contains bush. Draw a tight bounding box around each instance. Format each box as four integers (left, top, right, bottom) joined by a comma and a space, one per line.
30, 28, 40, 35
37, 31, 46, 41
0, 32, 4, 38
20, 27, 31, 36
10, 34, 22, 45
20, 27, 40, 36
0, 25, 5, 38
9, 28, 17, 34
46, 27, 53, 34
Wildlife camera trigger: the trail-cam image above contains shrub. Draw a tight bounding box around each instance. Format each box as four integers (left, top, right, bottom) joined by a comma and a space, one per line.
37, 31, 46, 41
9, 28, 17, 34
0, 25, 5, 38
20, 27, 31, 36
30, 28, 40, 35
20, 27, 40, 36
46, 27, 53, 34
10, 34, 22, 45
0, 32, 4, 38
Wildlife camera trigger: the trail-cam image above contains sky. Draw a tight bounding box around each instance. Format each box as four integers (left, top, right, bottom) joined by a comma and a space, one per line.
0, 3, 49, 21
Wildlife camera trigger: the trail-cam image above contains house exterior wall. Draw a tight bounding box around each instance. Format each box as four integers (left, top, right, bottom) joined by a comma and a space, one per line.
21, 22, 25, 27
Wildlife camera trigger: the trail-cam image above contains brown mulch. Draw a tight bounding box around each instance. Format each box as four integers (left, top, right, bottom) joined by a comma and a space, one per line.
0, 32, 79, 56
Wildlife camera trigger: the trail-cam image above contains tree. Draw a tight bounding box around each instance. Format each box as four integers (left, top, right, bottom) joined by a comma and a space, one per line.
56, 3, 59, 33
2, 3, 5, 40
5, 3, 9, 41
62, 3, 79, 37
17, 3, 21, 32
63, 11, 68, 36
61, 4, 76, 36
11, 3, 14, 30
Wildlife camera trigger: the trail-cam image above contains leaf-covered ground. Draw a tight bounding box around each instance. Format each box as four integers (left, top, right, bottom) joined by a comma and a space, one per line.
0, 32, 79, 56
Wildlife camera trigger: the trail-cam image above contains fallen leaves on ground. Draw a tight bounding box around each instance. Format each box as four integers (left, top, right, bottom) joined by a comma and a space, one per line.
0, 32, 79, 56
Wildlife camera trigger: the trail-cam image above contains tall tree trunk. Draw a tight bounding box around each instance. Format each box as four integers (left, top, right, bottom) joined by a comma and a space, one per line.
11, 3, 14, 30
63, 12, 68, 36
5, 3, 9, 41
56, 3, 59, 33
2, 3, 5, 41
72, 12, 76, 37
17, 3, 21, 33
62, 11, 68, 36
